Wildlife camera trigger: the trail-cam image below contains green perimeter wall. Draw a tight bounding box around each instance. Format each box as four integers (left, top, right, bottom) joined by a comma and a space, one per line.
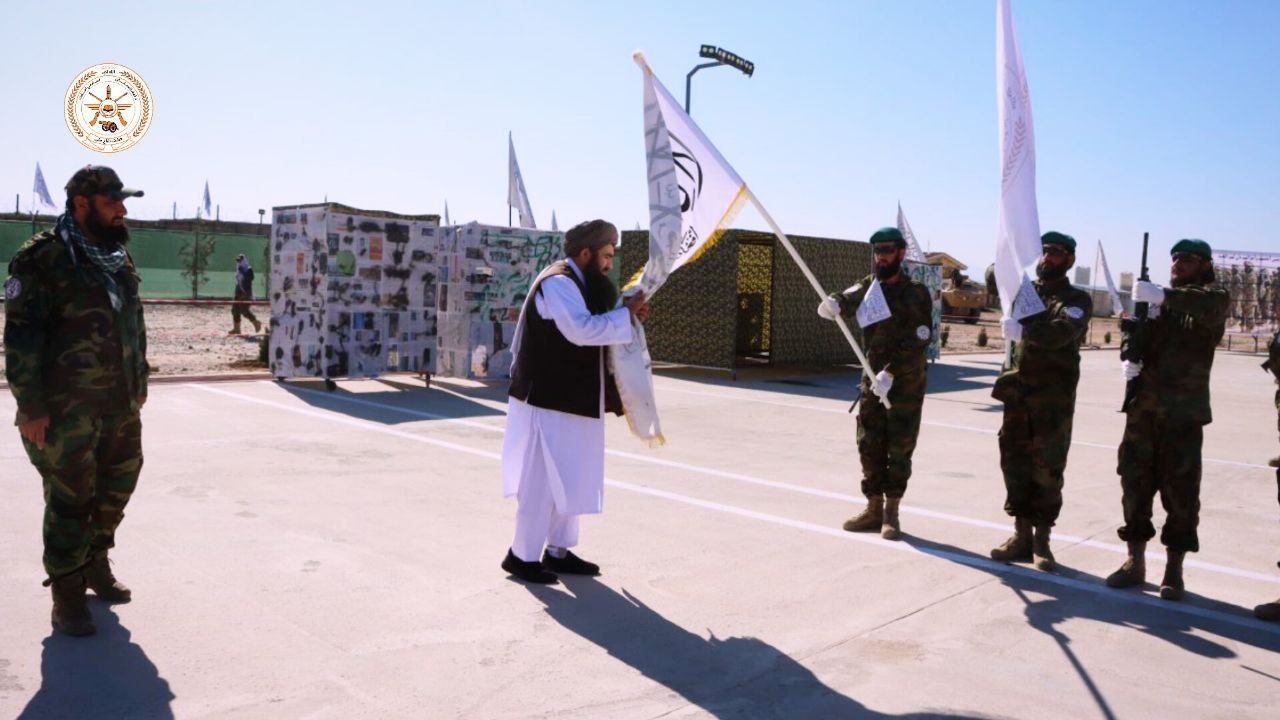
0, 220, 268, 299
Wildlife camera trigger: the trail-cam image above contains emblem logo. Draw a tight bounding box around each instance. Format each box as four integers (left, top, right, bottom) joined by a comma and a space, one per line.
5, 277, 22, 300
64, 63, 153, 153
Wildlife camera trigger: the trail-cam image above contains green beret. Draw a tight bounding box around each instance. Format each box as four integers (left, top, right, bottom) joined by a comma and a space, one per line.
1171, 238, 1212, 260
1040, 231, 1076, 253
869, 227, 905, 248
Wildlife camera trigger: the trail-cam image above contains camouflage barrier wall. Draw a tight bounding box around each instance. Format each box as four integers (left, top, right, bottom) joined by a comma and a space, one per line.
620, 229, 873, 369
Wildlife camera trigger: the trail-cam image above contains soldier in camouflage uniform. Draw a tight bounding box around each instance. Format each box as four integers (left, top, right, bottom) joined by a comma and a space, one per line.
4, 166, 149, 636
1256, 330, 1280, 621
1105, 239, 1228, 601
817, 227, 933, 540
989, 232, 1092, 572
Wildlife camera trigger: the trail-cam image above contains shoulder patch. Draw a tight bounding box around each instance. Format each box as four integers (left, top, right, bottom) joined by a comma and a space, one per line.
916, 324, 930, 340
1064, 306, 1085, 320
4, 277, 21, 300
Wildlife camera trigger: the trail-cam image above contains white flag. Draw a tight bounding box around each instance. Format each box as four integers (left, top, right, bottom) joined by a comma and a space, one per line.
550, 210, 559, 232
995, 0, 1045, 320
1096, 240, 1125, 316
444, 201, 451, 226
507, 132, 536, 229
896, 203, 926, 263
630, 52, 748, 296
203, 180, 212, 217
33, 163, 56, 210
855, 277, 893, 328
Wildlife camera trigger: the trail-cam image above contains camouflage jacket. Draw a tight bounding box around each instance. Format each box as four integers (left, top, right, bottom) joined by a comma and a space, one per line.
4, 229, 149, 424
831, 273, 933, 388
1122, 282, 1228, 424
993, 276, 1093, 404
1265, 331, 1280, 383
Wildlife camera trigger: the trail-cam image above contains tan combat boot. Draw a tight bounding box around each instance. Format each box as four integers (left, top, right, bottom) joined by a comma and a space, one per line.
85, 552, 132, 602
1269, 456, 1279, 468
251, 317, 263, 333
1159, 549, 1185, 601
50, 574, 96, 637
1105, 541, 1146, 588
1255, 599, 1280, 621
990, 517, 1033, 562
843, 496, 883, 533
1032, 524, 1056, 572
880, 497, 902, 541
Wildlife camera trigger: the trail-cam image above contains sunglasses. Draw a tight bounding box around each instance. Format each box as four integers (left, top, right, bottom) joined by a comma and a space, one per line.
872, 245, 899, 256
1041, 246, 1069, 258
1172, 252, 1201, 263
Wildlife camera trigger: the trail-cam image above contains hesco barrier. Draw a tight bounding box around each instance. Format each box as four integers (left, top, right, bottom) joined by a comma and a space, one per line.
0, 217, 269, 299
619, 229, 873, 371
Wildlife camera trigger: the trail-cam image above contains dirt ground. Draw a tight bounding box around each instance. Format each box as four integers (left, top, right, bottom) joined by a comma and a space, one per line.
0, 303, 268, 378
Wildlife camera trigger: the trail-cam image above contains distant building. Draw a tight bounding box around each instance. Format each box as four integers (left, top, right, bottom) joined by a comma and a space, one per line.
924, 252, 967, 271
1075, 267, 1092, 286
1119, 272, 1134, 291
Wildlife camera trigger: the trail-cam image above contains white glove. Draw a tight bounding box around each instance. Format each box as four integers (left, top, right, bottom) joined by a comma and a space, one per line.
1122, 360, 1143, 381
1133, 280, 1165, 306
817, 296, 841, 321
871, 369, 894, 399
1000, 316, 1023, 343
1146, 303, 1161, 320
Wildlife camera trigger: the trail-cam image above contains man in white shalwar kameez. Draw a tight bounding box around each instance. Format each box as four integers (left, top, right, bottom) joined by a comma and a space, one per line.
501, 220, 648, 584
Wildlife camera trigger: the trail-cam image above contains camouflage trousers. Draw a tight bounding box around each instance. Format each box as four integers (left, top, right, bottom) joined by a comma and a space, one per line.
998, 398, 1074, 526
21, 409, 143, 579
856, 387, 924, 499
1116, 402, 1202, 553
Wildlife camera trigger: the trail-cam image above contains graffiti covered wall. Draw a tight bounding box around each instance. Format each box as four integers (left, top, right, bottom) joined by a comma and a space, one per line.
269, 203, 442, 379
437, 223, 563, 379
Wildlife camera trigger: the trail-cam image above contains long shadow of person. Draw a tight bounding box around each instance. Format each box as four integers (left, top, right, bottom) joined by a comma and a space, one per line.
526, 578, 989, 719
18, 606, 175, 720
903, 536, 1280, 720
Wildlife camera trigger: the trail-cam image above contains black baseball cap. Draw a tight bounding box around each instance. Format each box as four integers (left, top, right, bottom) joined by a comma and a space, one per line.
65, 165, 144, 200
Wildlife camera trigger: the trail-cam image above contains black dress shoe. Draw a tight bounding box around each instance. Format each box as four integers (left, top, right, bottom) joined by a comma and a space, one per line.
502, 549, 558, 584
542, 550, 600, 576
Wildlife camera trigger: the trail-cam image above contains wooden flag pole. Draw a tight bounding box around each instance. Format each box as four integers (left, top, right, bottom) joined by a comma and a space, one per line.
744, 186, 890, 408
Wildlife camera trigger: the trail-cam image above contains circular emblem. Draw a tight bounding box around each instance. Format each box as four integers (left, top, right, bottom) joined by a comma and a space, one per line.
5, 277, 21, 300
916, 325, 930, 340
64, 63, 153, 153
1064, 306, 1085, 320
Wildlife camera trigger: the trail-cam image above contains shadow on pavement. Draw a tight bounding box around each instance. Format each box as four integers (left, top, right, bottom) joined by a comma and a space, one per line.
527, 578, 991, 719
902, 536, 1280, 720
277, 377, 505, 425
19, 606, 175, 720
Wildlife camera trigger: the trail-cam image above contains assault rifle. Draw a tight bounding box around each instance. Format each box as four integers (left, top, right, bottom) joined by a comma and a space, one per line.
1119, 232, 1150, 412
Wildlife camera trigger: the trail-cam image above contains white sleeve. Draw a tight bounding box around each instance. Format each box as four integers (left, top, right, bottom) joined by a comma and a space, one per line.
533, 275, 634, 347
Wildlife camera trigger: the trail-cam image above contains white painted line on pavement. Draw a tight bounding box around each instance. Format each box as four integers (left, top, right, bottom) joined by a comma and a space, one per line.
654, 383, 1275, 471
192, 383, 1280, 586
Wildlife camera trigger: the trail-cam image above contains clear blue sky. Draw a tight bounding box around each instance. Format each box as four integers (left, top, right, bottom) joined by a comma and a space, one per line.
3, 0, 1277, 278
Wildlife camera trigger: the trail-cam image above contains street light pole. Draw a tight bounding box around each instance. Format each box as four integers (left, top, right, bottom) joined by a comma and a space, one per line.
685, 61, 725, 114
685, 44, 755, 115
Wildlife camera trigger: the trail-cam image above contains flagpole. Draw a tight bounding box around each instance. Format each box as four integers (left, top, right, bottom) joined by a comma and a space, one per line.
744, 187, 889, 408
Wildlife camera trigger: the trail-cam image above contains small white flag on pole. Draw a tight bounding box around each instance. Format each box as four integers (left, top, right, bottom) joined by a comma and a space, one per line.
1096, 240, 1125, 316
896, 203, 926, 263
550, 210, 559, 232
444, 201, 451, 226
507, 132, 537, 229
855, 278, 893, 328
202, 180, 212, 218
33, 163, 56, 209
995, 0, 1045, 321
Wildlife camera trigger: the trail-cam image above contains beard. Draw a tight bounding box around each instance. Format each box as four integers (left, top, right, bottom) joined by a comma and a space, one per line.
1035, 260, 1067, 281
85, 208, 130, 246
583, 251, 618, 314
875, 257, 903, 280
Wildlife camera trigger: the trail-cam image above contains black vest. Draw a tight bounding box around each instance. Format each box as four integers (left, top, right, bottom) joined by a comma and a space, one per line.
509, 261, 623, 419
